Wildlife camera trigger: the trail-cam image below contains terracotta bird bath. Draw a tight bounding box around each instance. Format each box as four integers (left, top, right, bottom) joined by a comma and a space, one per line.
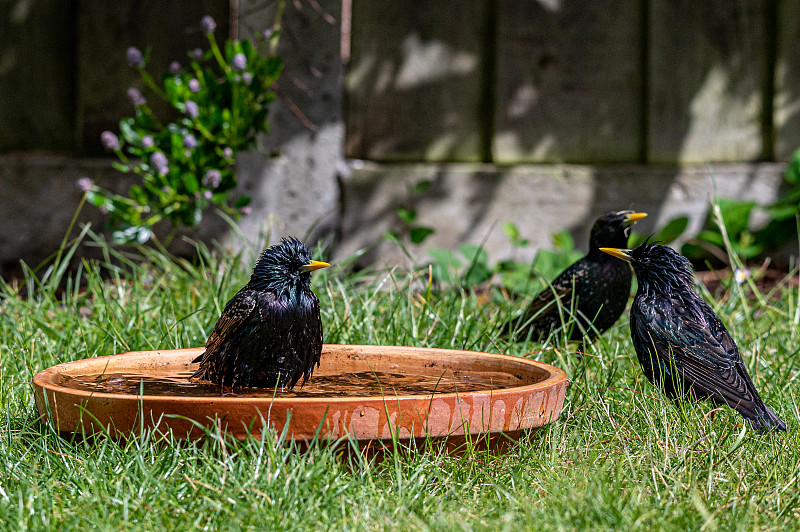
33, 345, 567, 451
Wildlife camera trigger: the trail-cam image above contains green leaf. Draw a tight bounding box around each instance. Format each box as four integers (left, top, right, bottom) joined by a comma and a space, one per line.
85, 191, 107, 208
129, 185, 148, 205
654, 216, 689, 244
112, 225, 152, 245
552, 230, 575, 251
428, 248, 462, 284
234, 195, 251, 208
409, 226, 434, 244
382, 231, 400, 245
784, 148, 800, 184
458, 244, 488, 267
412, 180, 432, 195
184, 173, 199, 194
463, 262, 492, 287
119, 119, 140, 143
396, 207, 416, 225
696, 229, 724, 247
503, 222, 519, 242
496, 260, 539, 294
766, 204, 798, 221
715, 198, 755, 237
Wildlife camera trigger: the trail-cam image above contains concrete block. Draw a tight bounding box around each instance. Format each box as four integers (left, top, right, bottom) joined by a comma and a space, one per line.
0, 153, 248, 272
648, 1, 767, 163
494, 0, 643, 163
337, 162, 789, 268
345, 0, 486, 161
229, 0, 342, 254
0, 154, 131, 272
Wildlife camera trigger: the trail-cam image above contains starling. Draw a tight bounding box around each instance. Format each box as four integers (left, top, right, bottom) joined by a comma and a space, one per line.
600, 241, 787, 432
503, 211, 647, 342
192, 237, 330, 389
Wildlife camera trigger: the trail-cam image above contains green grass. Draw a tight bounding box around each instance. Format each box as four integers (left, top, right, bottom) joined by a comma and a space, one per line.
1, 232, 799, 531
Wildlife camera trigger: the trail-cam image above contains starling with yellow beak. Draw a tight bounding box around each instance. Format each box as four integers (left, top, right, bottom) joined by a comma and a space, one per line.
192, 237, 330, 389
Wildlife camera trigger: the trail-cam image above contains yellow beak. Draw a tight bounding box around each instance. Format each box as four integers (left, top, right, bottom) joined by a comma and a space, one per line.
300, 260, 330, 272
599, 247, 633, 262
623, 212, 648, 226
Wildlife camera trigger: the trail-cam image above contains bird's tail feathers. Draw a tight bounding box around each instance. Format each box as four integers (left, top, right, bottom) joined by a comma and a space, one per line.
747, 404, 788, 433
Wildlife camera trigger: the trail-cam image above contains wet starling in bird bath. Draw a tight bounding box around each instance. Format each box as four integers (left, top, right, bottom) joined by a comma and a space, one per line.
503, 211, 647, 342
600, 241, 786, 432
192, 237, 330, 389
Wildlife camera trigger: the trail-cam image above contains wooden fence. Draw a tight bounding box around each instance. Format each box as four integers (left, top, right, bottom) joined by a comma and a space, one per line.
4, 1, 799, 166
0, 1, 229, 154
345, 0, 800, 164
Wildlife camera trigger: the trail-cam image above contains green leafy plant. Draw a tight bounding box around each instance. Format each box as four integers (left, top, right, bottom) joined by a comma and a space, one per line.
756, 148, 800, 251
681, 198, 765, 262
629, 216, 688, 248
384, 180, 436, 247
81, 14, 283, 245
428, 244, 493, 287
651, 151, 800, 265
426, 224, 583, 292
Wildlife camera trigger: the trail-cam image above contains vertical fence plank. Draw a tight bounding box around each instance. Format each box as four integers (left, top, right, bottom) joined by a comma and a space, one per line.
493, 0, 643, 163
775, 0, 800, 160
345, 0, 487, 162
76, 1, 229, 153
0, 0, 75, 151
648, 0, 767, 163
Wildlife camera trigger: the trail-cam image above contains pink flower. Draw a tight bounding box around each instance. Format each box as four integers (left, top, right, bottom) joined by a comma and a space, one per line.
232, 53, 246, 71
184, 101, 199, 118
201, 15, 216, 33
100, 131, 120, 150
77, 177, 94, 192
126, 47, 144, 67
127, 88, 146, 107
203, 169, 221, 188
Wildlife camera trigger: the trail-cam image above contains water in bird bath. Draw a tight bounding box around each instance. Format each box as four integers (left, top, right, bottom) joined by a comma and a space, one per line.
52, 368, 525, 398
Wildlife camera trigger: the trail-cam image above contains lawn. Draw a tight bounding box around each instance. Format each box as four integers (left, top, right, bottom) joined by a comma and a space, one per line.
1, 233, 798, 530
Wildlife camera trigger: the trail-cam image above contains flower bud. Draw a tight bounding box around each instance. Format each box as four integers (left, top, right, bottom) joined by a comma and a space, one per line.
100, 131, 120, 150
126, 47, 144, 67
185, 101, 199, 118
232, 53, 246, 71
127, 88, 146, 107
77, 177, 94, 192
201, 15, 216, 33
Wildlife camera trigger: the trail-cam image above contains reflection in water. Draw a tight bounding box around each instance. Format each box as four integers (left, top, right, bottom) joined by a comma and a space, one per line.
55, 368, 525, 398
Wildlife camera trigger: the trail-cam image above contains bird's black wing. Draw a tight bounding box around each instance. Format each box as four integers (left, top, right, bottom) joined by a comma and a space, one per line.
503, 263, 579, 338
525, 275, 576, 321
634, 294, 762, 410
192, 289, 261, 366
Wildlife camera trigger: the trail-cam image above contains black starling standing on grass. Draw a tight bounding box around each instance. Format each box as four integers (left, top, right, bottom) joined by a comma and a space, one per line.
503, 211, 647, 342
600, 241, 787, 432
192, 237, 330, 389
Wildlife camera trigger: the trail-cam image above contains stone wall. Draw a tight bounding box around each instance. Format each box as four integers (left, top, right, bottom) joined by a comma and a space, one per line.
338, 162, 790, 268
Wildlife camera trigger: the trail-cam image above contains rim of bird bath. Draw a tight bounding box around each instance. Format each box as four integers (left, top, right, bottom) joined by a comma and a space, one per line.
32, 344, 568, 452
